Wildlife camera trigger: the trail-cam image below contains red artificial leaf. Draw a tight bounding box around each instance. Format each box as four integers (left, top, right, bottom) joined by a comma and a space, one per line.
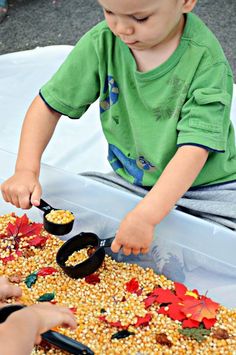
1, 254, 15, 264
166, 303, 186, 321
158, 306, 169, 316
6, 214, 42, 238
144, 295, 157, 308
202, 317, 217, 329
180, 295, 219, 322
134, 313, 152, 327
152, 288, 179, 304
98, 316, 127, 329
0, 250, 22, 264
29, 236, 48, 247
174, 282, 188, 298
182, 319, 200, 328
37, 267, 58, 277
85, 274, 100, 285
125, 278, 140, 294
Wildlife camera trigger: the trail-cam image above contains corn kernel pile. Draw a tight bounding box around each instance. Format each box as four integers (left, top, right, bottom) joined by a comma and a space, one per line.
46, 209, 74, 224
0, 213, 236, 355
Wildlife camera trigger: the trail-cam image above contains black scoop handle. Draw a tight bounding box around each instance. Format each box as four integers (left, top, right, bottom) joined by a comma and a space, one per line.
43, 330, 94, 355
99, 237, 115, 248
37, 198, 54, 213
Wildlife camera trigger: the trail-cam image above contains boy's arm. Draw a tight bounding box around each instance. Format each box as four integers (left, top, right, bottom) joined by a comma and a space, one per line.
1, 95, 61, 209
0, 315, 37, 355
0, 303, 77, 355
112, 145, 209, 255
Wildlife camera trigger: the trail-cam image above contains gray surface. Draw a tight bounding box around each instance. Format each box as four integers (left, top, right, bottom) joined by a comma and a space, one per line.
0, 0, 235, 79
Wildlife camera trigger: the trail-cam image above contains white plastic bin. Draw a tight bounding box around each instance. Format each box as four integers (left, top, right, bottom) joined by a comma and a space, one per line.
0, 150, 236, 309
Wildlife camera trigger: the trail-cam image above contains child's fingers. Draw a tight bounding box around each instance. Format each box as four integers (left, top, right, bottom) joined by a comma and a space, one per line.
0, 284, 22, 300
140, 247, 149, 254
131, 248, 140, 255
111, 239, 122, 253
60, 313, 77, 329
35, 335, 42, 345
122, 246, 132, 256
30, 184, 42, 206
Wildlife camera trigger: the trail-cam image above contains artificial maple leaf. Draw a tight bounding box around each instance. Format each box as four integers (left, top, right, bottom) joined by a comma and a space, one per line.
152, 288, 179, 304
174, 282, 199, 300
202, 317, 217, 329
29, 235, 48, 247
134, 313, 152, 327
182, 319, 200, 328
212, 328, 229, 340
164, 303, 186, 321
156, 333, 173, 347
144, 295, 157, 308
7, 214, 42, 238
125, 278, 140, 294
85, 274, 100, 284
37, 267, 58, 277
98, 316, 127, 329
180, 295, 219, 322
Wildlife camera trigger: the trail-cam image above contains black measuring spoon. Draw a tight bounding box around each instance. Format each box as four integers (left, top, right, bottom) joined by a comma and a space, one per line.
0, 304, 94, 355
56, 232, 115, 279
36, 199, 74, 236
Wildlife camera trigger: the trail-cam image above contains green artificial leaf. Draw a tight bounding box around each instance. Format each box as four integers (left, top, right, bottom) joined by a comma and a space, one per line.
37, 292, 55, 302
111, 330, 135, 340
178, 324, 211, 342
25, 272, 38, 288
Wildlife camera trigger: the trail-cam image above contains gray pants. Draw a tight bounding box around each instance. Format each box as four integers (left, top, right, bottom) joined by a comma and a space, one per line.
81, 171, 236, 230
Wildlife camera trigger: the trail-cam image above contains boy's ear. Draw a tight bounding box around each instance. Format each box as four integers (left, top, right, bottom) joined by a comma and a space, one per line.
182, 0, 197, 13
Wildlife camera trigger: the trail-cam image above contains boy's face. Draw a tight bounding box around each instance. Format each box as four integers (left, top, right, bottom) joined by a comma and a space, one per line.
98, 0, 196, 50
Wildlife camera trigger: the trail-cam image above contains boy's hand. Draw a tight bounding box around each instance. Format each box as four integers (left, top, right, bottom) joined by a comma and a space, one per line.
8, 303, 77, 344
111, 209, 155, 256
1, 170, 42, 209
0, 276, 22, 301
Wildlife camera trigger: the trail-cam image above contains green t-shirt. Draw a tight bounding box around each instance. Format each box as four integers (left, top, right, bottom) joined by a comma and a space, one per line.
40, 13, 236, 188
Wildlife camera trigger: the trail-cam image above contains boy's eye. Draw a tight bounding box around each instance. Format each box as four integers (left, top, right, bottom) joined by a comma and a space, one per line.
104, 9, 113, 15
133, 16, 149, 23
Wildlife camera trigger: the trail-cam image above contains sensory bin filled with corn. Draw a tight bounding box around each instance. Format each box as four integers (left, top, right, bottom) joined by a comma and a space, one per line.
0, 213, 236, 354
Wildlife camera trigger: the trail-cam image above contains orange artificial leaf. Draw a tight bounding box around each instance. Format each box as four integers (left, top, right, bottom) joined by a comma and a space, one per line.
180, 295, 219, 322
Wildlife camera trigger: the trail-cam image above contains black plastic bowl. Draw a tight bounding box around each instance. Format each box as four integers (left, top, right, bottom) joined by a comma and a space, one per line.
37, 199, 74, 236
56, 232, 114, 279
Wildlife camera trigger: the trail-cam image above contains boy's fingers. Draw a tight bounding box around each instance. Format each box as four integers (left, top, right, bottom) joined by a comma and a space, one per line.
122, 247, 131, 256
111, 239, 122, 253
132, 248, 140, 255
140, 247, 149, 254
0, 284, 22, 300
31, 185, 42, 206
61, 314, 77, 329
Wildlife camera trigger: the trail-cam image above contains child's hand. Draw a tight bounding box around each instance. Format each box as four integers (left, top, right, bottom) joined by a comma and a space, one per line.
0, 276, 22, 301
8, 303, 77, 344
111, 209, 155, 256
1, 170, 42, 209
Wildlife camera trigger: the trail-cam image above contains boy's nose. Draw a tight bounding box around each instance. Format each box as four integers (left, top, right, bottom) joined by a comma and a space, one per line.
115, 20, 134, 36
